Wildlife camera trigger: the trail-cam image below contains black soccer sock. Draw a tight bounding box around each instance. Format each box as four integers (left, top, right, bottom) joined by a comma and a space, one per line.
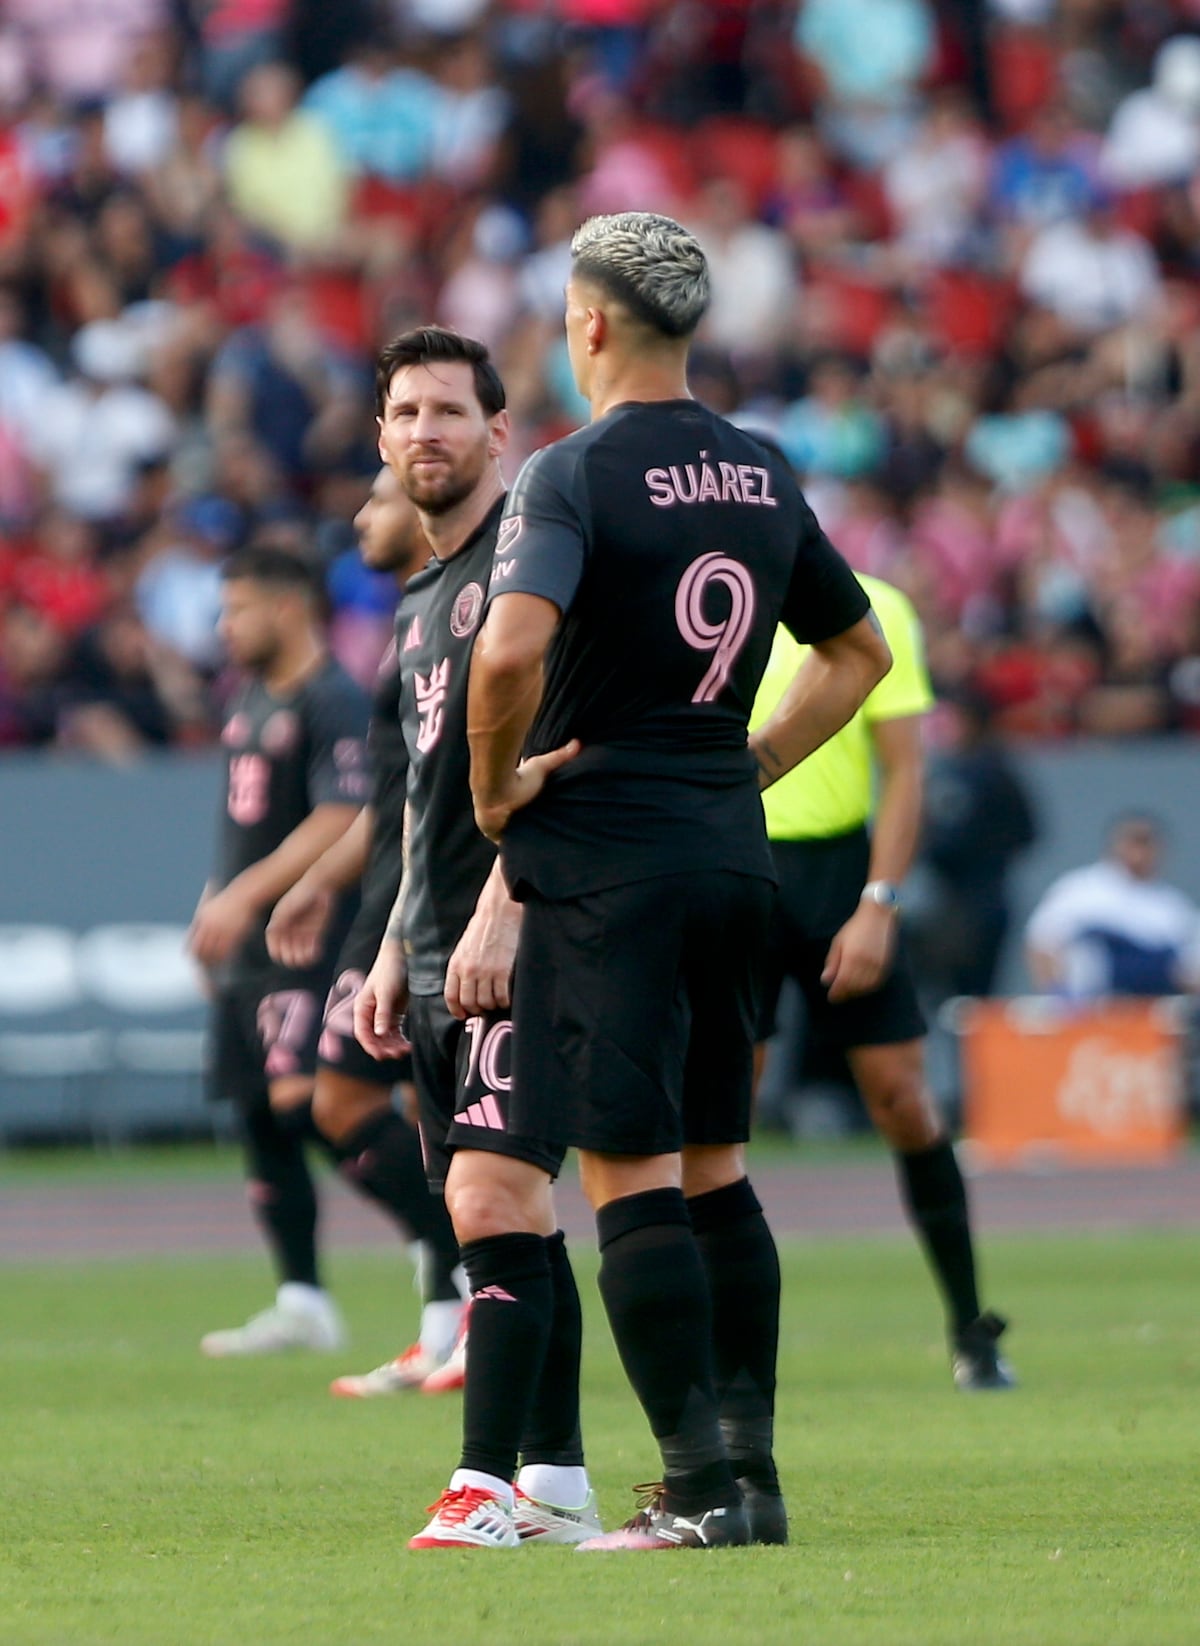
596, 1188, 738, 1516
242, 1100, 320, 1289
334, 1108, 461, 1302
687, 1177, 781, 1495
518, 1231, 586, 1468
897, 1137, 981, 1334
457, 1232, 554, 1483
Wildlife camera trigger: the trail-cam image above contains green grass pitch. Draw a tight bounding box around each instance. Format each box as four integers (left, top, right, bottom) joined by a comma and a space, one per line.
2, 1229, 1197, 1645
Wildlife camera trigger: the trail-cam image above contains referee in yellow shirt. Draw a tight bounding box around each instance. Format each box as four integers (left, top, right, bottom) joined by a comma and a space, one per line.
751, 574, 1015, 1391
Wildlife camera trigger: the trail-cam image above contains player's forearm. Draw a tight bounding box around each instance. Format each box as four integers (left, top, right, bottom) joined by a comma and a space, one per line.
751, 616, 891, 790
867, 759, 923, 886
467, 648, 543, 812
300, 805, 375, 895
228, 805, 361, 913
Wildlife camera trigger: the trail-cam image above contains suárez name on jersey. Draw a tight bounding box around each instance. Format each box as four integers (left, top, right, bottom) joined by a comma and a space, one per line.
645, 457, 777, 509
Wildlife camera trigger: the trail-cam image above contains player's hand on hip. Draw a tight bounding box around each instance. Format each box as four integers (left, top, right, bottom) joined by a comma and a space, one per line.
266, 877, 334, 969
187, 884, 258, 969
821, 904, 897, 1003
445, 883, 523, 1020
354, 940, 410, 1059
474, 739, 581, 843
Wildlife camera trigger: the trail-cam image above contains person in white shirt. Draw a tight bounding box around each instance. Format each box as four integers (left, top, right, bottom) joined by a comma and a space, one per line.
1025, 814, 1200, 999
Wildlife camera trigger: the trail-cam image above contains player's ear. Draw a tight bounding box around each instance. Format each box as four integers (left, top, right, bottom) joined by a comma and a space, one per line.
376, 416, 386, 464
586, 307, 605, 355
487, 408, 511, 460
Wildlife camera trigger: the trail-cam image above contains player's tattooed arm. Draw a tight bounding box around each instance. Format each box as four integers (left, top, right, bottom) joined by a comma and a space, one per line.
749, 610, 891, 790
750, 735, 787, 791
383, 801, 412, 942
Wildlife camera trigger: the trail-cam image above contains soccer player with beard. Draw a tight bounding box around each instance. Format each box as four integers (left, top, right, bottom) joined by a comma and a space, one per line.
266, 469, 469, 1393
353, 327, 600, 1545
191, 545, 370, 1357
458, 212, 892, 1551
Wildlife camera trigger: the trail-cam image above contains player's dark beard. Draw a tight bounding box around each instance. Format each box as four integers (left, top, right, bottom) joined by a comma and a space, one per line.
403, 447, 488, 516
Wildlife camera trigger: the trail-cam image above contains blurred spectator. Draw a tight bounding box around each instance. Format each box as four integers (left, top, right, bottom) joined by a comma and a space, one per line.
691, 177, 796, 355
136, 494, 240, 668
303, 32, 441, 183
191, 0, 293, 112
1025, 813, 1200, 997
27, 319, 175, 522
10, 507, 110, 635
882, 89, 990, 272
205, 286, 364, 482
1020, 187, 1163, 338
1100, 35, 1200, 191
103, 31, 179, 178
794, 0, 937, 169
430, 29, 509, 188
0, 602, 69, 747
916, 689, 1039, 998
223, 61, 348, 252
778, 354, 885, 480
61, 603, 207, 757
3, 0, 168, 104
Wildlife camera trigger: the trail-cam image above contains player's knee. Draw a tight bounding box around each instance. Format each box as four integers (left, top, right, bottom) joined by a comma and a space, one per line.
861, 1061, 938, 1149
445, 1157, 553, 1243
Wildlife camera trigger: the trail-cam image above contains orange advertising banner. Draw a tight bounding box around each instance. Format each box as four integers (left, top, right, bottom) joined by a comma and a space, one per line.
960, 999, 1188, 1167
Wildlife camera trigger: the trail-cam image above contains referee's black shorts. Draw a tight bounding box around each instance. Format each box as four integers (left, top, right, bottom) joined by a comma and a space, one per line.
406, 992, 565, 1192
758, 827, 926, 1049
510, 869, 774, 1158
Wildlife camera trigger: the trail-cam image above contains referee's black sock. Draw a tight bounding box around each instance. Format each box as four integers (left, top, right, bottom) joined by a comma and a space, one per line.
334, 1108, 462, 1302
596, 1188, 738, 1517
897, 1138, 981, 1334
687, 1177, 781, 1495
242, 1100, 320, 1289
519, 1231, 586, 1468
457, 1232, 553, 1484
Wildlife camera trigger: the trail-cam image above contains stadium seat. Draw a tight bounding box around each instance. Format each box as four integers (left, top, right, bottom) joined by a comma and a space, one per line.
0, 925, 99, 1142
73, 925, 212, 1144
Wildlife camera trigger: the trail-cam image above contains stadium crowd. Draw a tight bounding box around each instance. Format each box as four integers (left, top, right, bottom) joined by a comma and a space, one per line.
1, 0, 1200, 754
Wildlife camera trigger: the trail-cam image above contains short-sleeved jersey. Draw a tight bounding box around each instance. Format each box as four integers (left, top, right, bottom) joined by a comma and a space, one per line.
752, 574, 933, 842
357, 634, 408, 934
486, 400, 870, 899
214, 657, 371, 975
397, 501, 502, 995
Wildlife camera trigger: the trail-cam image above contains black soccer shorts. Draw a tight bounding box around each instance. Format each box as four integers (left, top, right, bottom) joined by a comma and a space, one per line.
509, 869, 774, 1158
757, 829, 926, 1048
208, 967, 328, 1110
316, 903, 413, 1087
406, 992, 565, 1191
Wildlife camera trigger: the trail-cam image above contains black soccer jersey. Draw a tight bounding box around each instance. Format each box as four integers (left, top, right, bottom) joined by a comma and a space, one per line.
214, 656, 371, 974
486, 399, 870, 899
397, 500, 502, 995
357, 635, 408, 935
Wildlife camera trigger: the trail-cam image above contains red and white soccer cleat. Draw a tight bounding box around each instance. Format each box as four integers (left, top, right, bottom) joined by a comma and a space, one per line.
421, 1310, 468, 1393
409, 1486, 519, 1550
329, 1341, 443, 1399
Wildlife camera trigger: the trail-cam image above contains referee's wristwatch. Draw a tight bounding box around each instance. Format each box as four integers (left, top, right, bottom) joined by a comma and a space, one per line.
860, 879, 901, 912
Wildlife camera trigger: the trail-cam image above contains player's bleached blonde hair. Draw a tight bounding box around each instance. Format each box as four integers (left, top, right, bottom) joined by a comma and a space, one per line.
570, 212, 710, 338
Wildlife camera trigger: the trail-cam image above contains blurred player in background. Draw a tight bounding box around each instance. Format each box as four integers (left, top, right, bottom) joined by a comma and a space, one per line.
267, 469, 468, 1393
353, 326, 599, 1544
190, 545, 370, 1356
751, 571, 1015, 1391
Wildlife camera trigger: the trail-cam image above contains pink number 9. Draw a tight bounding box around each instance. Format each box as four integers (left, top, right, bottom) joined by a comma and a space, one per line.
674, 553, 757, 703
